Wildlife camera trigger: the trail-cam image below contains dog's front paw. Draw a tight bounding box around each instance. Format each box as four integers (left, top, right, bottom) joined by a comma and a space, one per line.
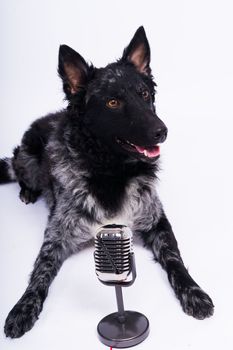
180, 286, 214, 320
4, 291, 43, 338
19, 188, 41, 204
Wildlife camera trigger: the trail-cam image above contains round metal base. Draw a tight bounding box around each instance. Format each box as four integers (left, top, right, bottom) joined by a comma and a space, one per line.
97, 311, 149, 348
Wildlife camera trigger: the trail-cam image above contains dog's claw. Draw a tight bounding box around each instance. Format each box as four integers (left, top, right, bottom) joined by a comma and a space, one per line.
19, 188, 41, 204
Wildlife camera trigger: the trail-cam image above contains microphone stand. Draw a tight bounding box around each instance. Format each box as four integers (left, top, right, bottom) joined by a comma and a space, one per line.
115, 285, 125, 323
97, 253, 150, 348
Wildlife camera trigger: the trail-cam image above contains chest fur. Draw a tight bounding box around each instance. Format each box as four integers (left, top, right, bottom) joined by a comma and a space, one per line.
82, 175, 162, 236
49, 143, 162, 235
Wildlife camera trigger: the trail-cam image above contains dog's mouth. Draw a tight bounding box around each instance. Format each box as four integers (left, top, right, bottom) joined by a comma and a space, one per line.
116, 138, 160, 158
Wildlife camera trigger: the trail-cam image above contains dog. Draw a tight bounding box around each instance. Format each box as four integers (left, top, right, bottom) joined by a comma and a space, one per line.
0, 26, 214, 338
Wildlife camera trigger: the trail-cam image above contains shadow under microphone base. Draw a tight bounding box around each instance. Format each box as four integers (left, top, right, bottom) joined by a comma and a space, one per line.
97, 309, 149, 348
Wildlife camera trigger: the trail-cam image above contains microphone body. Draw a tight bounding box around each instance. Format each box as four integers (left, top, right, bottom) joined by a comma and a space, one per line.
94, 224, 149, 348
94, 224, 135, 285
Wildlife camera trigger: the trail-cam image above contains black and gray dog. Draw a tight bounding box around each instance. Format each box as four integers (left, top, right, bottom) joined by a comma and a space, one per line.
0, 27, 214, 338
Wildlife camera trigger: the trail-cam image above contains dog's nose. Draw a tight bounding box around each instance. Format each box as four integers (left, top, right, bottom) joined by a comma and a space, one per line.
154, 126, 168, 143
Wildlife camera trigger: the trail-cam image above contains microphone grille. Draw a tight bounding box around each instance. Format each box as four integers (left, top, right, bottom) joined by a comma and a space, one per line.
94, 225, 133, 282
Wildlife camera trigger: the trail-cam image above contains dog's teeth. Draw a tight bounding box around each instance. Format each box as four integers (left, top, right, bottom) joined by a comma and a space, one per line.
126, 140, 136, 147
144, 150, 148, 156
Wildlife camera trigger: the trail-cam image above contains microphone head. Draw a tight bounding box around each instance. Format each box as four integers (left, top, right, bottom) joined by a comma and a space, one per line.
94, 224, 133, 283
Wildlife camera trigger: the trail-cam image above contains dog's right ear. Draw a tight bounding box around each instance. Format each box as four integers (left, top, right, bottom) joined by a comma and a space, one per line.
58, 45, 89, 98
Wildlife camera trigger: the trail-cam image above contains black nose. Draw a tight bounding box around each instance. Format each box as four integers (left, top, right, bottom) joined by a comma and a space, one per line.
154, 126, 168, 143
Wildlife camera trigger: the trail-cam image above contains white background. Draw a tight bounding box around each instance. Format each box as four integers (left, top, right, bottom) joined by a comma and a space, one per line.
0, 0, 233, 349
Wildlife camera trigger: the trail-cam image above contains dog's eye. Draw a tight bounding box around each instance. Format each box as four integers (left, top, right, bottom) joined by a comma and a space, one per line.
106, 99, 121, 109
141, 90, 150, 101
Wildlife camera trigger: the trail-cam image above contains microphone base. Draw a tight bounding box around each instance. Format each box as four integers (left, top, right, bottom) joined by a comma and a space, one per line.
97, 310, 149, 348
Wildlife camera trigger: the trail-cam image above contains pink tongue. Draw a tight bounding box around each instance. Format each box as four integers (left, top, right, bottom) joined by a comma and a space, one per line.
135, 145, 160, 158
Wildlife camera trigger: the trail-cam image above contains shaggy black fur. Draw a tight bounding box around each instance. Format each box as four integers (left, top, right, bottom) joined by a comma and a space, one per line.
0, 159, 13, 184
1, 26, 214, 339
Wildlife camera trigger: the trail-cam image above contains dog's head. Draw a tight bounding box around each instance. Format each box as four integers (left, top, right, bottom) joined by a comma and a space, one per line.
58, 27, 167, 161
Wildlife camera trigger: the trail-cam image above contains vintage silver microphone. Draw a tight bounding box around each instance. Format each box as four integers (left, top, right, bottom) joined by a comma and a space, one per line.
94, 224, 150, 348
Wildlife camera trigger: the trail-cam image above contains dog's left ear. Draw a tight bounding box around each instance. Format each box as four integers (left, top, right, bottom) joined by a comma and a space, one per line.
58, 45, 89, 97
122, 26, 151, 75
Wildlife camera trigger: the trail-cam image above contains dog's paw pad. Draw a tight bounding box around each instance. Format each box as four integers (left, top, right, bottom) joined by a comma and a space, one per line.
181, 286, 214, 320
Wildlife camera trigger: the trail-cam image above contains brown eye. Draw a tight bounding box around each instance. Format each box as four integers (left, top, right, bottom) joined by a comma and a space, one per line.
142, 90, 150, 101
106, 99, 121, 109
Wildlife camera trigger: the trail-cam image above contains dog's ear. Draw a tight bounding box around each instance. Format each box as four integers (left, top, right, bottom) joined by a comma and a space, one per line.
58, 45, 89, 97
122, 26, 151, 75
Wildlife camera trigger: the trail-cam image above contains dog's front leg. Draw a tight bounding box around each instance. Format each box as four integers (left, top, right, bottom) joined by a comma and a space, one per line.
140, 211, 214, 319
4, 208, 92, 338
4, 236, 68, 338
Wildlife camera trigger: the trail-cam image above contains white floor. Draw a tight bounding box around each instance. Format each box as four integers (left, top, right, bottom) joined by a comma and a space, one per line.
1, 0, 233, 349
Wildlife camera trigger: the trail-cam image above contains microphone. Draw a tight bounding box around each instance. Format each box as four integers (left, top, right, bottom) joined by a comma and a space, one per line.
94, 224, 149, 348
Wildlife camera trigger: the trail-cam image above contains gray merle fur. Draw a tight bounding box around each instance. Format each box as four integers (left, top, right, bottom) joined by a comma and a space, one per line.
1, 26, 214, 338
